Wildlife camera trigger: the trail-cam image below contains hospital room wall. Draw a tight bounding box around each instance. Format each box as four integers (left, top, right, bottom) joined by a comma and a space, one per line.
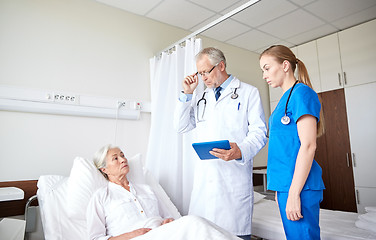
0, 0, 268, 182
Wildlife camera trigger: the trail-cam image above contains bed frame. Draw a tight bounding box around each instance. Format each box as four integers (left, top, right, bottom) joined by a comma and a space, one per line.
0, 180, 38, 218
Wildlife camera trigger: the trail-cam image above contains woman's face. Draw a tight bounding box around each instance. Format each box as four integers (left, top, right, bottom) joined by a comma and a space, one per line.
259, 54, 285, 88
102, 148, 129, 179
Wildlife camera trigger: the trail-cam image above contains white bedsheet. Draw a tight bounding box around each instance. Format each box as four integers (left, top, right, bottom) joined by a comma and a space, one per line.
135, 215, 240, 240
252, 198, 376, 240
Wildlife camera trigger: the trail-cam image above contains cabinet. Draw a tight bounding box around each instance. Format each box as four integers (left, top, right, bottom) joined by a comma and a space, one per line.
297, 41, 321, 92
317, 33, 344, 92
345, 82, 376, 213
356, 187, 376, 215
317, 19, 376, 92
339, 19, 376, 87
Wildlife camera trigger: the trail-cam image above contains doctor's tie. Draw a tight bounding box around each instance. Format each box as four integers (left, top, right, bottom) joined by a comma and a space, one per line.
215, 86, 222, 101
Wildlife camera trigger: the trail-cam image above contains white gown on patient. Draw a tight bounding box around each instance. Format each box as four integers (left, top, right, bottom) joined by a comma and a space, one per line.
87, 181, 169, 239
87, 181, 240, 240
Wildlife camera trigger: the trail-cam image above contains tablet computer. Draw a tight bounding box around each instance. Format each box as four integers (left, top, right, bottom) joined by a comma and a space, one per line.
192, 140, 231, 160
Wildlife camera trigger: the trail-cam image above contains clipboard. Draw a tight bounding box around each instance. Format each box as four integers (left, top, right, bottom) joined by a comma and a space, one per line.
192, 140, 231, 160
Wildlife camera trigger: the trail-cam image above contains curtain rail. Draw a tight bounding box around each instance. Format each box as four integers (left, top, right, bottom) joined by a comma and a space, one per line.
155, 0, 261, 57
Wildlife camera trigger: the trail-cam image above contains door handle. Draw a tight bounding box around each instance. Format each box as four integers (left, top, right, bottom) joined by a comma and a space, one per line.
346, 153, 350, 167
356, 189, 360, 204
344, 72, 347, 85
352, 153, 356, 167
338, 73, 342, 86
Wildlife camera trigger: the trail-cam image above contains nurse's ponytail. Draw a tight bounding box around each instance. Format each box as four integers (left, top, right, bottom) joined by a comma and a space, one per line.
296, 58, 312, 89
296, 58, 325, 137
260, 45, 325, 137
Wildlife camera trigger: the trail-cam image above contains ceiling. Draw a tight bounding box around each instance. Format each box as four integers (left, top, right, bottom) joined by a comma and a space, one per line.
95, 0, 376, 53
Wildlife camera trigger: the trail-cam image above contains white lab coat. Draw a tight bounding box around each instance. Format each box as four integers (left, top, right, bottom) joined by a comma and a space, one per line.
174, 77, 267, 235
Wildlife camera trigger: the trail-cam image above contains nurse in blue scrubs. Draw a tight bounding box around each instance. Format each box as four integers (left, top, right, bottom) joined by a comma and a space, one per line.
259, 45, 325, 240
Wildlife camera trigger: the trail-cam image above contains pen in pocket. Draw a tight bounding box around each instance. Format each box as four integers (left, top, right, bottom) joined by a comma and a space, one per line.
238, 102, 240, 110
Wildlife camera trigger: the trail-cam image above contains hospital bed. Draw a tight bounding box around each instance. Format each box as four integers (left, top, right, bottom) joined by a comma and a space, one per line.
34, 154, 240, 240
251, 196, 376, 240
34, 154, 181, 239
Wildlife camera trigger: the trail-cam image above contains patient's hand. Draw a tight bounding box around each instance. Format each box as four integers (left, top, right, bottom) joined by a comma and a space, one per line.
130, 228, 152, 237
162, 218, 174, 225
112, 228, 151, 240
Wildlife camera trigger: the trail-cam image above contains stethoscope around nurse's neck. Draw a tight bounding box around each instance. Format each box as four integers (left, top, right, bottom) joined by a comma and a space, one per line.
281, 80, 299, 125
196, 87, 239, 122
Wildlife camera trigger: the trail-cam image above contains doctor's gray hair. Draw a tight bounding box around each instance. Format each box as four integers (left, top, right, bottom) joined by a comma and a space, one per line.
93, 144, 117, 179
196, 47, 227, 67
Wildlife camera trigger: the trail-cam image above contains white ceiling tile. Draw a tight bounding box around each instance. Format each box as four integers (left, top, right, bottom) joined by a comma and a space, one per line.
271, 40, 295, 48
286, 24, 337, 45
254, 40, 296, 55
305, 0, 376, 22
189, 0, 261, 32
146, 0, 216, 30
226, 29, 279, 51
190, 14, 222, 32
232, 0, 297, 27
188, 0, 240, 13
288, 0, 317, 7
258, 9, 325, 39
200, 18, 251, 42
331, 7, 376, 30
94, 0, 376, 54
95, 0, 162, 15
219, 0, 259, 15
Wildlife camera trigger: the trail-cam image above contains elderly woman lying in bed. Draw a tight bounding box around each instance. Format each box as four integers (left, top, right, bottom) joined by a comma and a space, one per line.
87, 144, 240, 240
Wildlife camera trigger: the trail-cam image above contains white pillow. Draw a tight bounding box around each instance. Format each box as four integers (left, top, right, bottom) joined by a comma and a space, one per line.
66, 154, 144, 220
253, 191, 266, 204
126, 153, 146, 184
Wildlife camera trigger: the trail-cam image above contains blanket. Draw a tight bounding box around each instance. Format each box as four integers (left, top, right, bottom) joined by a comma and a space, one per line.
356, 206, 376, 233
135, 216, 241, 240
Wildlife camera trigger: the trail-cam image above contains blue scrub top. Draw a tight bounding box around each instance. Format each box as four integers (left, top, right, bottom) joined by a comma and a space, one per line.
267, 83, 325, 192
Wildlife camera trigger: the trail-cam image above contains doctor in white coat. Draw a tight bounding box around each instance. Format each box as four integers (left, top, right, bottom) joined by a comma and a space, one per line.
174, 47, 267, 240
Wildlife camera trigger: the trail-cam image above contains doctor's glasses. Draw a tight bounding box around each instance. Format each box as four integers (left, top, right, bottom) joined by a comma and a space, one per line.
197, 62, 219, 78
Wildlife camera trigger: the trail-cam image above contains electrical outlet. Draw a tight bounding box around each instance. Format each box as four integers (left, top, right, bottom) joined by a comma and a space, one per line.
118, 101, 129, 109
118, 101, 142, 110
53, 93, 79, 105
133, 102, 142, 110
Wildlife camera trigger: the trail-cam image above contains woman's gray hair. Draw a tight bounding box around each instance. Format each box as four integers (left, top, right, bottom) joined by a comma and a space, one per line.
93, 144, 117, 179
196, 47, 227, 67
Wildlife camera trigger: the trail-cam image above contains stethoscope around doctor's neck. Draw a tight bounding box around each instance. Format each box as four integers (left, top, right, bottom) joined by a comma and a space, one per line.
196, 87, 239, 122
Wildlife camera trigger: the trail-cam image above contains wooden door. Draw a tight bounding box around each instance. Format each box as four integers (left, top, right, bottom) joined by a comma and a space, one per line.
316, 89, 357, 212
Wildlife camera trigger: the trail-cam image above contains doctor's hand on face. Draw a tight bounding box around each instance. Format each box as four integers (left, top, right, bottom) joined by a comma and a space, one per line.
182, 73, 199, 94
209, 142, 242, 161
